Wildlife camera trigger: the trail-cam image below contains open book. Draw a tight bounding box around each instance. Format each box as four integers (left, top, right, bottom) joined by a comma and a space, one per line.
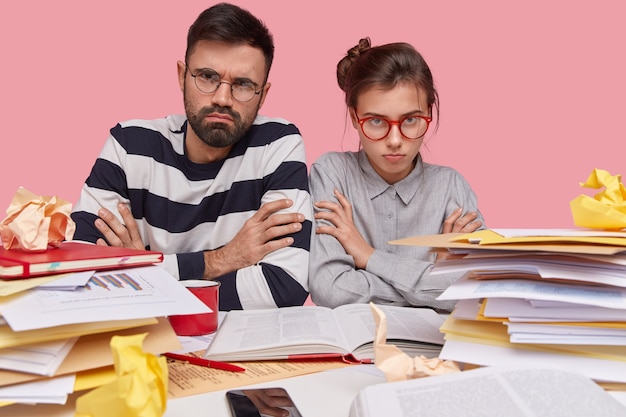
204, 304, 445, 363
349, 366, 626, 417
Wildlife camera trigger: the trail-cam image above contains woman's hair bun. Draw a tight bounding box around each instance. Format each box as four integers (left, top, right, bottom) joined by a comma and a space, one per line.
337, 37, 371, 91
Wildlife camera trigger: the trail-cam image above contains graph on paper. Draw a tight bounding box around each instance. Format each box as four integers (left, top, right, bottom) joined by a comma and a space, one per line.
86, 272, 143, 291
0, 266, 211, 332
26, 269, 168, 309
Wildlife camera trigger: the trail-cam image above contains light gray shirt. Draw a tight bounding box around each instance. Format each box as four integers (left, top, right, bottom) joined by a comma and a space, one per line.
308, 151, 485, 311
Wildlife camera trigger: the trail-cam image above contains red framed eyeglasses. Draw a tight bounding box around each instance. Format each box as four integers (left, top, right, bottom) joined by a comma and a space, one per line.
355, 109, 432, 141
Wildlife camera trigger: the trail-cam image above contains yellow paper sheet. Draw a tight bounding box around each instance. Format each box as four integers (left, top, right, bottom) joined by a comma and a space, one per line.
454, 229, 626, 247
0, 272, 76, 297
167, 354, 350, 398
0, 317, 158, 350
441, 314, 626, 362
74, 366, 118, 392
0, 317, 178, 388
571, 168, 626, 230
390, 232, 626, 255
75, 333, 168, 417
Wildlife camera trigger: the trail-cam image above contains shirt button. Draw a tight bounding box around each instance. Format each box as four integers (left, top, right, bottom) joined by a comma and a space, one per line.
388, 213, 393, 219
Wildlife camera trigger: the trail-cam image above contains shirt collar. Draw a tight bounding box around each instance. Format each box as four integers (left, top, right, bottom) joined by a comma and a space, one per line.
357, 150, 423, 204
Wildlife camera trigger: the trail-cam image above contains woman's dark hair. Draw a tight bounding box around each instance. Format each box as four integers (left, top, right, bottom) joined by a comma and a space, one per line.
186, 3, 274, 81
337, 37, 439, 122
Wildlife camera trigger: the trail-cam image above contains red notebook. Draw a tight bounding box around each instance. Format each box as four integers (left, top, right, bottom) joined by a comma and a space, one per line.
0, 242, 164, 279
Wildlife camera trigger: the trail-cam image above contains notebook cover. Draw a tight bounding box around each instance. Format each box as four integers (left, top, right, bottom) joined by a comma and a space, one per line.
0, 242, 163, 279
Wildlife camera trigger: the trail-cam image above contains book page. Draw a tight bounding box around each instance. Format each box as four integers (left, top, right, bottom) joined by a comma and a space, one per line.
334, 304, 445, 356
204, 306, 351, 360
167, 356, 350, 398
349, 367, 626, 417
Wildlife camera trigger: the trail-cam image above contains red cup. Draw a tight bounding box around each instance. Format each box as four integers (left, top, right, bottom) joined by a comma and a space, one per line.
168, 280, 220, 336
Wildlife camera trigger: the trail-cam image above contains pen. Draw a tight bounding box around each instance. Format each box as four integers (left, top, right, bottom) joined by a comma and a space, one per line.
163, 352, 246, 372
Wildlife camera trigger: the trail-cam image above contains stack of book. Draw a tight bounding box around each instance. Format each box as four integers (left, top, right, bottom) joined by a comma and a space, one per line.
392, 229, 626, 389
0, 242, 209, 408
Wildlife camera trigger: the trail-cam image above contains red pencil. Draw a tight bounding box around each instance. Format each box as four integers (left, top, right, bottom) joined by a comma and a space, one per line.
163, 352, 245, 372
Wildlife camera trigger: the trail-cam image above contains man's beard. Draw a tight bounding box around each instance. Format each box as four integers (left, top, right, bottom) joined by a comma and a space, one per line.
184, 94, 257, 148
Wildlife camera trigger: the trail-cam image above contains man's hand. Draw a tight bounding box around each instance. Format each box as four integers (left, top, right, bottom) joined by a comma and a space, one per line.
204, 199, 305, 279
94, 202, 146, 250
441, 208, 482, 234
313, 189, 374, 270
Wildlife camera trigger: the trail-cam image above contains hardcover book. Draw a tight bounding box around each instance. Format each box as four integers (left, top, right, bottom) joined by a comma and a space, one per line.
0, 241, 163, 279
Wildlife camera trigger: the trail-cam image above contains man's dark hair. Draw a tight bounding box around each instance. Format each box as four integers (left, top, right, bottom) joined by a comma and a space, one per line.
186, 3, 274, 81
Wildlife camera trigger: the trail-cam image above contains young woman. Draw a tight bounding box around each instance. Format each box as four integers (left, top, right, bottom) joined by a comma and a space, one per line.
308, 38, 485, 311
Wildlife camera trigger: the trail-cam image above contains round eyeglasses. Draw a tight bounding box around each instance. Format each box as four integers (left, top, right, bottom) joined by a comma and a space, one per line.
355, 109, 432, 141
188, 67, 263, 102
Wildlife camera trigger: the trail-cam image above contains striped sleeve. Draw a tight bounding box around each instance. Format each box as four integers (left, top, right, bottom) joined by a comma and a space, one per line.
71, 115, 312, 311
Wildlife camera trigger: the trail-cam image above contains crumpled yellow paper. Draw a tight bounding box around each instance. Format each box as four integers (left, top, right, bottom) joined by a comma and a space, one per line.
370, 303, 460, 382
0, 186, 75, 250
570, 168, 626, 230
75, 333, 168, 417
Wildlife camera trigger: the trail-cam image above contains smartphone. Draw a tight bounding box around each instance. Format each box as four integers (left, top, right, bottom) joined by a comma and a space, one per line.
226, 387, 303, 417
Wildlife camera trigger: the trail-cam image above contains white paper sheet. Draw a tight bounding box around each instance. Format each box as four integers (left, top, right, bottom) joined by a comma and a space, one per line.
36, 270, 94, 290
0, 337, 78, 375
483, 297, 626, 322
509, 333, 626, 345
0, 266, 211, 331
432, 257, 626, 287
0, 374, 75, 405
440, 339, 626, 383
437, 276, 626, 310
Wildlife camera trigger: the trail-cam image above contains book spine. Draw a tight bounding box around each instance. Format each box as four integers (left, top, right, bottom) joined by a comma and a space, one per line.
286, 353, 372, 364
287, 353, 344, 361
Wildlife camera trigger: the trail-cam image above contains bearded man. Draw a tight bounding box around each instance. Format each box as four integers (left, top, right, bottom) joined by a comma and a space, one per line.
71, 3, 311, 311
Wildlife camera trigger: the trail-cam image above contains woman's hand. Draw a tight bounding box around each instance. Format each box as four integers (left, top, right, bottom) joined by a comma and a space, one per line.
442, 208, 482, 234
314, 189, 374, 270
437, 208, 482, 262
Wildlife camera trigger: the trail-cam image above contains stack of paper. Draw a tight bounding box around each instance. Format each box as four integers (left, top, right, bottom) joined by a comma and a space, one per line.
391, 229, 626, 387
0, 265, 210, 407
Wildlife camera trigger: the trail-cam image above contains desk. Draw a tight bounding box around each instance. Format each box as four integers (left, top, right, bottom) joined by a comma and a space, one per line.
4, 365, 386, 417
165, 365, 385, 416
6, 365, 626, 416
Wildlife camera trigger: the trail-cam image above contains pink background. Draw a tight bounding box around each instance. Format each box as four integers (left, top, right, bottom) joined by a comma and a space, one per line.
1, 1, 625, 229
